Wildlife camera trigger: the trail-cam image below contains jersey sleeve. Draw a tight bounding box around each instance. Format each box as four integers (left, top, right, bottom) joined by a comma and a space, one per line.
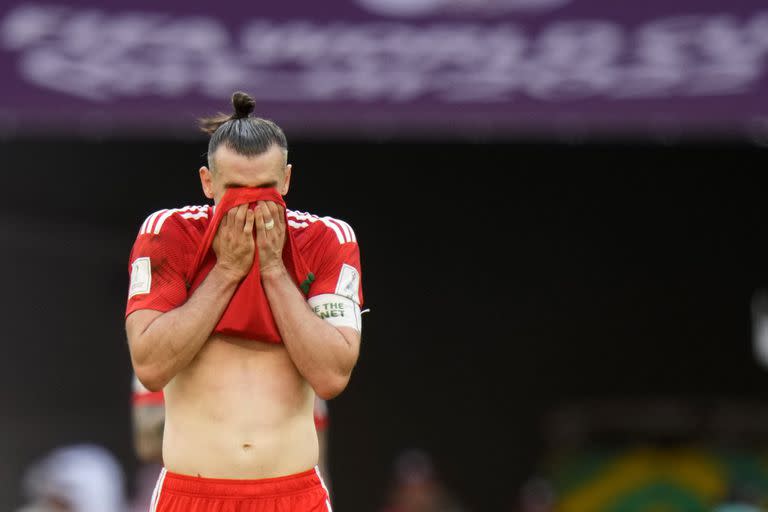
125, 211, 192, 317
307, 218, 364, 306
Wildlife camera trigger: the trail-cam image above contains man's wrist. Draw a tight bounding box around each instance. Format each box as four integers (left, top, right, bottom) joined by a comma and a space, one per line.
260, 263, 288, 282
211, 263, 245, 285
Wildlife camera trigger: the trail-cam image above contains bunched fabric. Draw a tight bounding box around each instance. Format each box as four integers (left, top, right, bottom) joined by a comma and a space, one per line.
186, 187, 312, 343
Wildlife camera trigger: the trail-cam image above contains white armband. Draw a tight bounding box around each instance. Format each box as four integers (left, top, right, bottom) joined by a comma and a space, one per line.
308, 294, 362, 332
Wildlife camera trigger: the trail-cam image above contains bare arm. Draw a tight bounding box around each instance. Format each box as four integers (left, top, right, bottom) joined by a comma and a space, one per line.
256, 202, 361, 399
127, 205, 256, 391
262, 268, 360, 399
127, 266, 241, 391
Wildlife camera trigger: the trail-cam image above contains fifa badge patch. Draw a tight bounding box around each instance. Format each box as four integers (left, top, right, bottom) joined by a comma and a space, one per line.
129, 257, 152, 297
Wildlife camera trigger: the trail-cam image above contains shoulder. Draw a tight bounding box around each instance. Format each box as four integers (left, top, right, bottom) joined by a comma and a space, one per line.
136, 205, 211, 238
287, 209, 357, 247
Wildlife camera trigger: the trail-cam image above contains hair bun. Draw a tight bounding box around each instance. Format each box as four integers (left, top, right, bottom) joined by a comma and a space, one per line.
231, 91, 256, 119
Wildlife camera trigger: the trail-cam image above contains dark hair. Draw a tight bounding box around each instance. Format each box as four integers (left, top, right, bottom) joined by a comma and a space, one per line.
199, 91, 288, 170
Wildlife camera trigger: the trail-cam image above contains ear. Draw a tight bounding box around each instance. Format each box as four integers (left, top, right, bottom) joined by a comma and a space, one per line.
199, 166, 214, 200
280, 164, 292, 196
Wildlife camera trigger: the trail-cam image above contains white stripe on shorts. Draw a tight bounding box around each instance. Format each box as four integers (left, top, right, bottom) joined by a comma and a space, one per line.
315, 465, 333, 512
149, 467, 167, 512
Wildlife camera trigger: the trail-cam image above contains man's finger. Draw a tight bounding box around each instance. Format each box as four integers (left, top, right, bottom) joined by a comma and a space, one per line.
269, 202, 285, 239
255, 204, 266, 239
259, 201, 274, 231
244, 208, 255, 234
235, 204, 247, 228
266, 202, 281, 225
227, 206, 239, 227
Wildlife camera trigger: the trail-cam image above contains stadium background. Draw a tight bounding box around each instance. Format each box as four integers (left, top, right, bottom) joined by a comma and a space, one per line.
1, 1, 768, 511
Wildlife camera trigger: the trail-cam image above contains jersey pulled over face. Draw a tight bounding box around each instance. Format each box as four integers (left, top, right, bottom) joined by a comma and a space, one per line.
126, 205, 363, 333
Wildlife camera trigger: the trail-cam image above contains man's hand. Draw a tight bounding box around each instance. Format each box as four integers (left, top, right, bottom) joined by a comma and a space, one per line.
255, 202, 362, 399
213, 204, 256, 281
128, 204, 258, 392
255, 201, 287, 277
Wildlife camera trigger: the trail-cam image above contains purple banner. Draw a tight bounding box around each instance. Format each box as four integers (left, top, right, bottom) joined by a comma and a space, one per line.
0, 1, 766, 137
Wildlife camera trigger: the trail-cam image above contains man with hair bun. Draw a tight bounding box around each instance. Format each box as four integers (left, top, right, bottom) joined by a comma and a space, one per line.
125, 92, 362, 511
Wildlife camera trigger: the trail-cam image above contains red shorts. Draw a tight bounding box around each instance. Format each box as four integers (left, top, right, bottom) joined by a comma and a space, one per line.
149, 467, 332, 512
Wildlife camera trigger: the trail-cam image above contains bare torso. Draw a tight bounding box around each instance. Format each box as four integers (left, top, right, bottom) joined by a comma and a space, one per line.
162, 334, 318, 478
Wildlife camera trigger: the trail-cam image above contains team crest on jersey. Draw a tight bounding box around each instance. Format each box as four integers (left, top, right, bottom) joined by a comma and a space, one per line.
129, 257, 152, 298
335, 264, 360, 303
300, 272, 316, 295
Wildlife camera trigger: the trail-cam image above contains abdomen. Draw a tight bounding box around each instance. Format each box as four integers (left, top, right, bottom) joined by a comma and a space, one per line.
161, 335, 318, 478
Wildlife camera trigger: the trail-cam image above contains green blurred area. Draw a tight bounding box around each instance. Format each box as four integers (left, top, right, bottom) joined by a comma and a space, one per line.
549, 448, 768, 512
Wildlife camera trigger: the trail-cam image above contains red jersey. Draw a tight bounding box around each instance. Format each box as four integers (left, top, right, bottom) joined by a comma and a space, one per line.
126, 205, 363, 319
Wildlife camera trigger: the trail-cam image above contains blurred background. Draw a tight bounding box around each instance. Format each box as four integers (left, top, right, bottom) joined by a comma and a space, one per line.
1, 1, 768, 511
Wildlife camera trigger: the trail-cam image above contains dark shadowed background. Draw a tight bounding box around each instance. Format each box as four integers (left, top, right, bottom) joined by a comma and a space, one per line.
1, 137, 767, 510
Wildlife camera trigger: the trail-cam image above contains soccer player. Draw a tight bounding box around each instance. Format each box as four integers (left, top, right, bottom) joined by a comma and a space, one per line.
125, 92, 362, 511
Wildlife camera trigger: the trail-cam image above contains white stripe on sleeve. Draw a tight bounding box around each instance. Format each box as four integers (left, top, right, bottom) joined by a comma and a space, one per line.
335, 219, 356, 243
320, 218, 345, 244
152, 210, 178, 235
142, 210, 166, 235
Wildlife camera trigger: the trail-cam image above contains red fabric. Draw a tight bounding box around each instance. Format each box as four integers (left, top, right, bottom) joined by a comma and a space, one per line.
313, 415, 329, 432
284, 211, 364, 306
132, 390, 165, 405
126, 208, 202, 314
186, 187, 311, 344
126, 204, 364, 323
153, 468, 330, 512
313, 397, 329, 431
